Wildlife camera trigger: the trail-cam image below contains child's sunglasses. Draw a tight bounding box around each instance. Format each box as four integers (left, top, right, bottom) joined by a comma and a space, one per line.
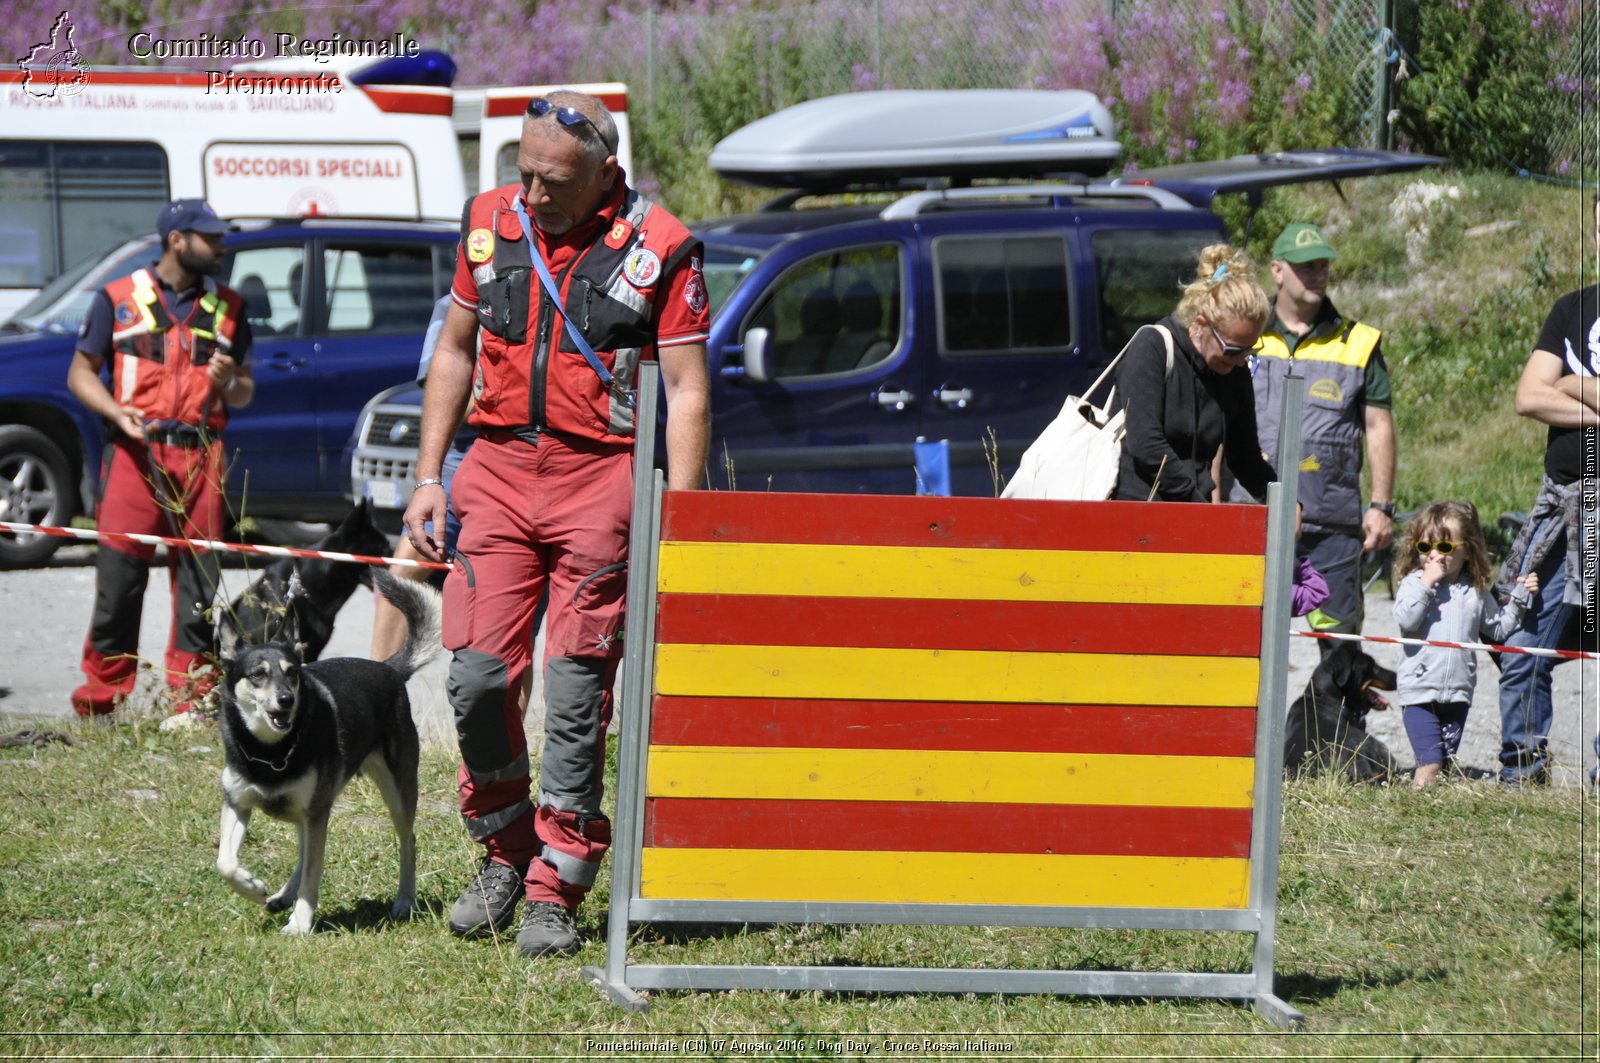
1414, 539, 1463, 555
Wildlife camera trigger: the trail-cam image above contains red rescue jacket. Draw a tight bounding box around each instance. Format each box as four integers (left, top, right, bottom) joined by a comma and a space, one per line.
461, 181, 700, 444
104, 269, 245, 434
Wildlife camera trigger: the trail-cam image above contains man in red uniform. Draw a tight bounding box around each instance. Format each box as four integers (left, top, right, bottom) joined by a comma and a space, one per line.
403, 90, 710, 958
68, 198, 255, 718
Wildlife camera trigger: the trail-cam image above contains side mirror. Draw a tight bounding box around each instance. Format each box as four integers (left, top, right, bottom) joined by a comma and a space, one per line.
741, 326, 773, 384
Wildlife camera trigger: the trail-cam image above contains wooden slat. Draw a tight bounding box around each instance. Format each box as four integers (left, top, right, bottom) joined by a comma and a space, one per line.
644, 798, 1253, 858
655, 644, 1259, 706
656, 594, 1263, 657
639, 847, 1252, 908
649, 698, 1258, 757
646, 746, 1256, 809
658, 541, 1265, 606
661, 491, 1268, 554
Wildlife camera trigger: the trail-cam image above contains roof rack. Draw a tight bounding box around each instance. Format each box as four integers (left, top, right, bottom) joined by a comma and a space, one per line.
878, 183, 1194, 220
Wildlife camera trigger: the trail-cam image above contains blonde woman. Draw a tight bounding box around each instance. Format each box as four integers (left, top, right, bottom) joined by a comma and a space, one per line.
1113, 244, 1276, 503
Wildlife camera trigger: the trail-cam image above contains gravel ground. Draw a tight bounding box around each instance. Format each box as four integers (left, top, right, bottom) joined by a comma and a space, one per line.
3, 543, 1595, 785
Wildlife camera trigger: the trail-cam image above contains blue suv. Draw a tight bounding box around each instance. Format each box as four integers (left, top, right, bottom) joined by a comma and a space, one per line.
348, 149, 1439, 516
0, 217, 457, 567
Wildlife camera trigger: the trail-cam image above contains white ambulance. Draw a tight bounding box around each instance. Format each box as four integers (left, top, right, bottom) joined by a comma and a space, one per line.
0, 51, 461, 318
0, 45, 633, 319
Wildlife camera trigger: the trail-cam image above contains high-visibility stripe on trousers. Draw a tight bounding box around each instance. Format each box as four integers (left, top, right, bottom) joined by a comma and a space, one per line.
444, 431, 630, 904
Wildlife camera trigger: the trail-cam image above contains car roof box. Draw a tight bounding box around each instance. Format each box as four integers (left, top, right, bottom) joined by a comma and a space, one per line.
709, 89, 1121, 190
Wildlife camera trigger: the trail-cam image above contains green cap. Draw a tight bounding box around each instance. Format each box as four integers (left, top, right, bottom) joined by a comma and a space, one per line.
1272, 223, 1338, 264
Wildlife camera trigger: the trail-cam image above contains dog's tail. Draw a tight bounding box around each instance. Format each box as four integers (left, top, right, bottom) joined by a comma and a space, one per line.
375, 570, 443, 680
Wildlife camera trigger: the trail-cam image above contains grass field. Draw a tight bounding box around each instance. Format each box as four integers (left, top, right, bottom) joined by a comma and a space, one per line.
3, 169, 1594, 1062
0, 705, 1592, 1061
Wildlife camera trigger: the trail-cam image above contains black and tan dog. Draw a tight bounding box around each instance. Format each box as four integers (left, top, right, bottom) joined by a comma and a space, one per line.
226, 500, 391, 662
214, 571, 440, 935
1283, 642, 1399, 783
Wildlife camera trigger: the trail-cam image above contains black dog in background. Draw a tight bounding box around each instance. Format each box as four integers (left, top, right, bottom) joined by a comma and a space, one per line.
223, 500, 390, 662
1283, 641, 1399, 783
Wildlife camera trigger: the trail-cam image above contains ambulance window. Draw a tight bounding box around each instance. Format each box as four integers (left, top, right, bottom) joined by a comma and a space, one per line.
495, 143, 519, 189
323, 243, 437, 334
0, 140, 168, 289
223, 246, 306, 337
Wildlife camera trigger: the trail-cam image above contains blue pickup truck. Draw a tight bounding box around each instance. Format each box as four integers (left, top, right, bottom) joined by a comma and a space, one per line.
0, 217, 456, 567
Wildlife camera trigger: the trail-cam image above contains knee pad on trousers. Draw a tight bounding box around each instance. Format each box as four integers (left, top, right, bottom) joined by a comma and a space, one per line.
541, 656, 610, 810
448, 647, 523, 780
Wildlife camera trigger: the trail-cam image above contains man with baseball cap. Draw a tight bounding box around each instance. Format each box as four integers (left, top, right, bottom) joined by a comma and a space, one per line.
1233, 222, 1396, 652
67, 198, 255, 722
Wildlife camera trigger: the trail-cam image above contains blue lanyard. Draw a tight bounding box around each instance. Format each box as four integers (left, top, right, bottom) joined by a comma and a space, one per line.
511, 198, 634, 409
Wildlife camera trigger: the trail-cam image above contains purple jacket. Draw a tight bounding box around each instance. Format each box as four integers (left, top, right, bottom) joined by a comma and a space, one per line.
1292, 556, 1329, 617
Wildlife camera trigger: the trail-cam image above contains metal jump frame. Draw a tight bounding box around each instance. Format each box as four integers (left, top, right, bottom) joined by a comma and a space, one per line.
585, 363, 1306, 1029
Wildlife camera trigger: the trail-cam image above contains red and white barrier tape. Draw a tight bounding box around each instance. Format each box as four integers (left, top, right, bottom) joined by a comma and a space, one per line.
1293, 628, 1597, 662
0, 520, 450, 572
4, 519, 1596, 658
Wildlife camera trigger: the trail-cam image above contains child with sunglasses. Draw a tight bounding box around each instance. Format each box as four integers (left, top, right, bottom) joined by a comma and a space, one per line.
1392, 502, 1539, 788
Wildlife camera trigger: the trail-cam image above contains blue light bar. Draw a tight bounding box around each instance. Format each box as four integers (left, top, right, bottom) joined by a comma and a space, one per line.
351, 50, 457, 88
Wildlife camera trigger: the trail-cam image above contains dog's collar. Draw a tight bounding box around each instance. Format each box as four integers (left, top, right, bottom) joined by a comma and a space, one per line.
241, 737, 296, 773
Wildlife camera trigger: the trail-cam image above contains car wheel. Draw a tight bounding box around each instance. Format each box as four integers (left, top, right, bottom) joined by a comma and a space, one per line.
0, 425, 76, 569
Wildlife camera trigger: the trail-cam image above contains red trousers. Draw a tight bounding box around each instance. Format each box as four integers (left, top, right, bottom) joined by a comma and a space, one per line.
75, 437, 226, 716
444, 430, 631, 909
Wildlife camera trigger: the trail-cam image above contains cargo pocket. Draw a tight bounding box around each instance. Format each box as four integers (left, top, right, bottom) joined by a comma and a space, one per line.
442, 553, 477, 651
475, 267, 531, 343
562, 560, 628, 658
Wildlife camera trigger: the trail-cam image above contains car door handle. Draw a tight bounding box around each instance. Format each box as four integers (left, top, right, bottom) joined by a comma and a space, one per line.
875, 388, 917, 412
936, 387, 974, 409
263, 352, 309, 370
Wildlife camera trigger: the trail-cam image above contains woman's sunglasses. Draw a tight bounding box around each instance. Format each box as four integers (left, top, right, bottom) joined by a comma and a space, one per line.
1414, 539, 1464, 555
1207, 323, 1261, 358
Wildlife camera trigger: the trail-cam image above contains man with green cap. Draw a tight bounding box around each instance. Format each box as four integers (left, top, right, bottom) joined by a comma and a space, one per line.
1234, 222, 1396, 646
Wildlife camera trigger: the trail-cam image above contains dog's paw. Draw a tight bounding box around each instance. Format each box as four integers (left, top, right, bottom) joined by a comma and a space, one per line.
222, 870, 269, 905
280, 919, 313, 937
390, 897, 416, 920
265, 891, 296, 913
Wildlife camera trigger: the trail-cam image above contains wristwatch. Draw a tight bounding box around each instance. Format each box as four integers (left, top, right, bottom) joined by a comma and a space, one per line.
1368, 501, 1396, 517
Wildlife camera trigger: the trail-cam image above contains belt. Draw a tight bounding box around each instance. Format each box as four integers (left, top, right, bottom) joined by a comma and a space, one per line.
144, 425, 207, 448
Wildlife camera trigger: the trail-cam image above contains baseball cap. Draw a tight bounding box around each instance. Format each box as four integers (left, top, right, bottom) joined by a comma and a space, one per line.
1271, 223, 1338, 264
157, 198, 229, 241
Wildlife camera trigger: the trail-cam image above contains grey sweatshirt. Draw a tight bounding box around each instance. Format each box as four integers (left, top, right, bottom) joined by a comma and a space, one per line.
1392, 571, 1532, 706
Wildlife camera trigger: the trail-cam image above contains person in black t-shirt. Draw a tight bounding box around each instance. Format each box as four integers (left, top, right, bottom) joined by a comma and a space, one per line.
1494, 197, 1599, 786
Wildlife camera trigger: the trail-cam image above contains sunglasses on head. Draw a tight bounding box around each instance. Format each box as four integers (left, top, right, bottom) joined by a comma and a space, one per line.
1208, 323, 1260, 358
526, 97, 609, 149
1414, 539, 1464, 555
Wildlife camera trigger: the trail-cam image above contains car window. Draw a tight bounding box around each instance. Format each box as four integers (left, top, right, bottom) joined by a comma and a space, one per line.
702, 243, 763, 317
323, 242, 439, 334
1092, 228, 1214, 352
224, 245, 306, 337
2, 236, 155, 335
745, 244, 902, 378
935, 234, 1072, 356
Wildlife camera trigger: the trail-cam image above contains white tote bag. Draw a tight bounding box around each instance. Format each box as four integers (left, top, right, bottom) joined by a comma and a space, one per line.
1001, 325, 1172, 501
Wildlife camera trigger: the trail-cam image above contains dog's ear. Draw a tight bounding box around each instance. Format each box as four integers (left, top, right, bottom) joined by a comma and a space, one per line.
216, 613, 242, 664
1324, 641, 1357, 692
